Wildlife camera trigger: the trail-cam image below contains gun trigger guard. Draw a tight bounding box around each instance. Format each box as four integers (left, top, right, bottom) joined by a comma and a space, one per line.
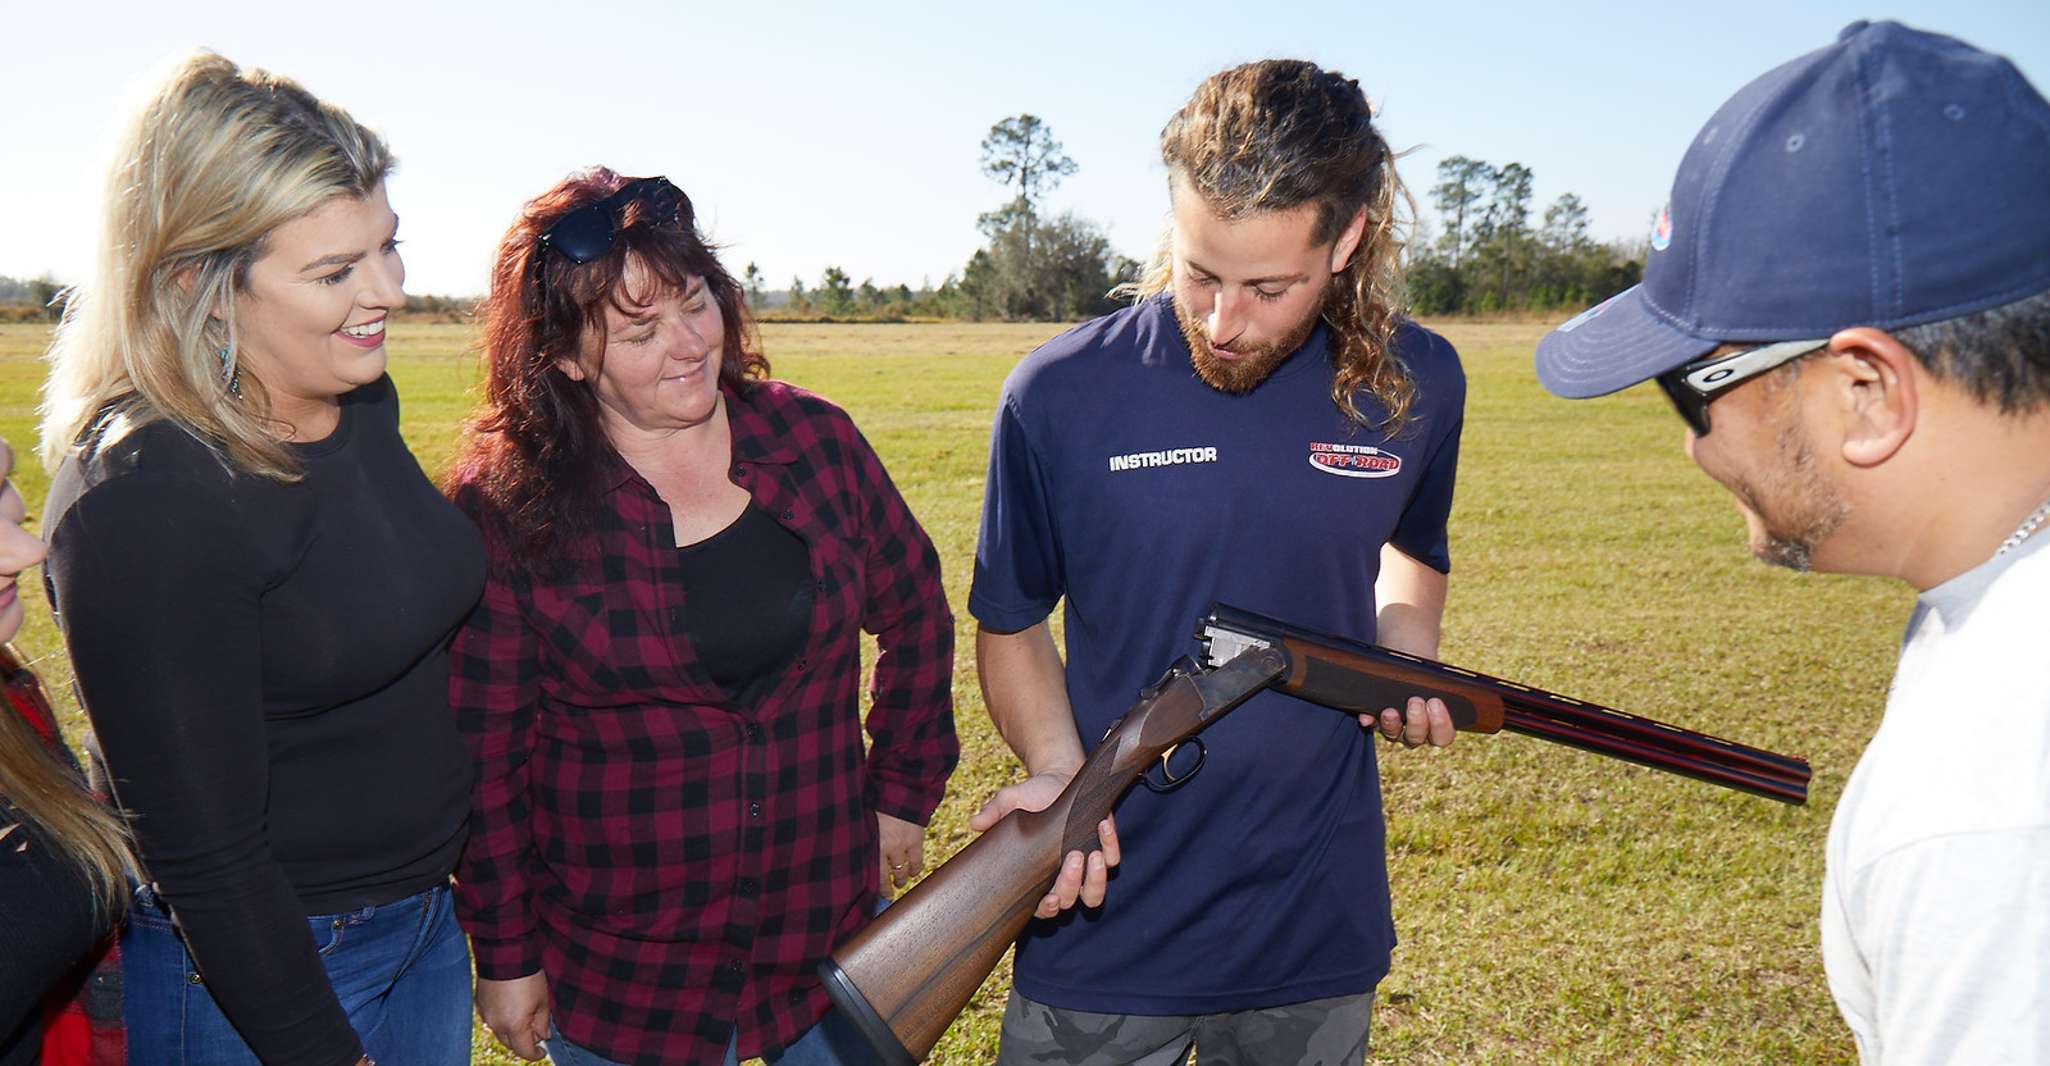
1140, 737, 1206, 793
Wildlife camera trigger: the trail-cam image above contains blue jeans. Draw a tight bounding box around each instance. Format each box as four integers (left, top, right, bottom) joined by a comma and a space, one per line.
544, 1009, 883, 1066
122, 881, 472, 1065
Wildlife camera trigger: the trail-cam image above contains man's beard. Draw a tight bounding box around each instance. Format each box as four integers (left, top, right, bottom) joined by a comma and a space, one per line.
1729, 418, 1850, 572
1174, 294, 1325, 394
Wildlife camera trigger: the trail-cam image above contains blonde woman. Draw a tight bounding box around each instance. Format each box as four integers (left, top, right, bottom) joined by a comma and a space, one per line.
0, 437, 131, 1066
38, 53, 483, 1066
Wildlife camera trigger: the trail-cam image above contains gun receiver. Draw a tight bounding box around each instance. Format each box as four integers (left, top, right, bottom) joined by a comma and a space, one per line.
1197, 603, 1811, 804
820, 646, 1287, 1065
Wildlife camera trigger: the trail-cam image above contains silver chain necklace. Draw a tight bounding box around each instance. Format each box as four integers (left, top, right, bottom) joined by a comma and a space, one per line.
1997, 494, 2050, 556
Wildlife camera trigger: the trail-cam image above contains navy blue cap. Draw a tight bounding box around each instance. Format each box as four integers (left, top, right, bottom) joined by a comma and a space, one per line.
1537, 21, 2050, 398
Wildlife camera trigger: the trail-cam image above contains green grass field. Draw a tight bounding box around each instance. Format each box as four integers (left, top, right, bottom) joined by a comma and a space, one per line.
0, 319, 1902, 1064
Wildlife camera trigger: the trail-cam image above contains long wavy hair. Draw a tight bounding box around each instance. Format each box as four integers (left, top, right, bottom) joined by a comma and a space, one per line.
448, 168, 769, 575
1135, 60, 1419, 432
0, 650, 134, 918
38, 50, 395, 480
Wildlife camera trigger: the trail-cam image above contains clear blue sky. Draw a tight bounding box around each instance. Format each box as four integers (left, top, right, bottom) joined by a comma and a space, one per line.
4, 0, 2046, 297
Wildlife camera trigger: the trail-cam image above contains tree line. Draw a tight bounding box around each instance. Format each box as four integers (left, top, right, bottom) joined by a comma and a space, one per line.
759, 114, 1138, 323
0, 274, 67, 319
5, 141, 1647, 326
757, 136, 1645, 323
1407, 155, 1643, 316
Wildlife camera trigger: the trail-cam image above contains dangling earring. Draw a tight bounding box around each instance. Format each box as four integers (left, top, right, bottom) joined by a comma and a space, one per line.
217, 345, 241, 397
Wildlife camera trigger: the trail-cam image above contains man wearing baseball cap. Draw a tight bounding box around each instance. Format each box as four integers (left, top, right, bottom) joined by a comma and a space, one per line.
1536, 20, 2050, 1062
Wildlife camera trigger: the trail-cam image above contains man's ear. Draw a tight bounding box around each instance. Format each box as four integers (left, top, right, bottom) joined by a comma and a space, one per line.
1328, 206, 1370, 274
1826, 327, 1919, 468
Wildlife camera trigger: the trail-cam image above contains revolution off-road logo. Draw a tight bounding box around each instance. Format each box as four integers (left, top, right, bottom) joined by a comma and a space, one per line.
1307, 441, 1402, 479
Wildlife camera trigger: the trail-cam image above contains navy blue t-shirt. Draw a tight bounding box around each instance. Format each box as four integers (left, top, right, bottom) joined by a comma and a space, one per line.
969, 293, 1464, 1013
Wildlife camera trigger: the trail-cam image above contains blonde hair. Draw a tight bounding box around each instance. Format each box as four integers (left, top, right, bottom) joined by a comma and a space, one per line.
0, 648, 134, 918
39, 51, 394, 480
1136, 60, 1419, 432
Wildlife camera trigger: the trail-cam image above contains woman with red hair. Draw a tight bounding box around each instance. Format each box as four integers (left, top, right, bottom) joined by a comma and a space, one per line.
447, 170, 956, 1066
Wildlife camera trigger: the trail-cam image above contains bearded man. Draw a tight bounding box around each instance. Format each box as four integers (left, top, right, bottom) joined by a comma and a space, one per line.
966, 60, 1463, 1065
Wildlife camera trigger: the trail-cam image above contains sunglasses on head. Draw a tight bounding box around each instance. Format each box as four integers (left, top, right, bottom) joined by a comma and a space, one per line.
536, 176, 686, 265
1655, 339, 1829, 437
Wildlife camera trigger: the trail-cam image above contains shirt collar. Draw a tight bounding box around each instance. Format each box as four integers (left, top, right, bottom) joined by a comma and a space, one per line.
724, 381, 801, 466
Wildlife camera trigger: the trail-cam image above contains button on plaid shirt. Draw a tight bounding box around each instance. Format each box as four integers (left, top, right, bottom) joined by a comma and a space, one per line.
448, 380, 957, 1064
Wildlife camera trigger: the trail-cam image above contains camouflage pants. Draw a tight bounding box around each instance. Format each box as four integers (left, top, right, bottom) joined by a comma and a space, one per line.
995, 990, 1371, 1066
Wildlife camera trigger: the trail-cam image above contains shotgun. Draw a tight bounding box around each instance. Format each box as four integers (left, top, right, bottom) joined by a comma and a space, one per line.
1197, 602, 1811, 804
823, 606, 1811, 1064
820, 645, 1286, 1066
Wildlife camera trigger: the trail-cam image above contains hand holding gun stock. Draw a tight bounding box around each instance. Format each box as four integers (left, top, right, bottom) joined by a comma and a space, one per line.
1198, 602, 1812, 804
819, 647, 1286, 1066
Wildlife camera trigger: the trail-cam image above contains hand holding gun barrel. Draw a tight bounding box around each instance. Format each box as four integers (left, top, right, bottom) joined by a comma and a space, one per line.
1197, 603, 1811, 804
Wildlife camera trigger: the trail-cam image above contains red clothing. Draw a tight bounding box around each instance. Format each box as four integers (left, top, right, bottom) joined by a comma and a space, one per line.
448, 380, 956, 1064
39, 952, 122, 1066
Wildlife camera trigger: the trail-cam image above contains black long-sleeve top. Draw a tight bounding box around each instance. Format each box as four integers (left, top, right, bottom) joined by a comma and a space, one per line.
0, 659, 110, 1065
42, 376, 484, 1066
0, 807, 101, 1065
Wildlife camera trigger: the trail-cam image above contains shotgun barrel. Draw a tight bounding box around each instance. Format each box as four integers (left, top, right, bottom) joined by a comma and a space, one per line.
1196, 602, 1811, 804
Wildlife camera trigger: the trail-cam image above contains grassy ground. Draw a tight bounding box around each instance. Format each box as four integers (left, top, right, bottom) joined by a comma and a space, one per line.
0, 319, 1897, 1064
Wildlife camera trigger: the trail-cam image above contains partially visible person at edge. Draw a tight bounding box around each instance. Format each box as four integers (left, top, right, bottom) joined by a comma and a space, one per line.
967, 60, 1461, 1064
37, 52, 484, 1066
0, 437, 132, 1066
445, 168, 957, 1066
1535, 21, 2050, 1064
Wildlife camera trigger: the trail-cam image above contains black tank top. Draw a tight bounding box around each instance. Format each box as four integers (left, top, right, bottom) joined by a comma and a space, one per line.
676, 504, 814, 704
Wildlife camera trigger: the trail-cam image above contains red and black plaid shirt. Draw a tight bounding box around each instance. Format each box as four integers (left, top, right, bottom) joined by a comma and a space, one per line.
448, 380, 956, 1064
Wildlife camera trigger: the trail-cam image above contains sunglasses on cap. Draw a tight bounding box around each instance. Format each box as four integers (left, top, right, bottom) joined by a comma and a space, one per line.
536, 176, 685, 265
1655, 339, 1828, 437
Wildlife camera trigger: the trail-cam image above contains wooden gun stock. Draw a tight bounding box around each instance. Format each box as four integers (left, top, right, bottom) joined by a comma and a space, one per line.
1197, 603, 1811, 804
819, 648, 1286, 1065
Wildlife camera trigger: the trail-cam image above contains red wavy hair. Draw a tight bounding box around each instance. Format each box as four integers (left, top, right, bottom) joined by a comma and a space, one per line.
446, 168, 769, 574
